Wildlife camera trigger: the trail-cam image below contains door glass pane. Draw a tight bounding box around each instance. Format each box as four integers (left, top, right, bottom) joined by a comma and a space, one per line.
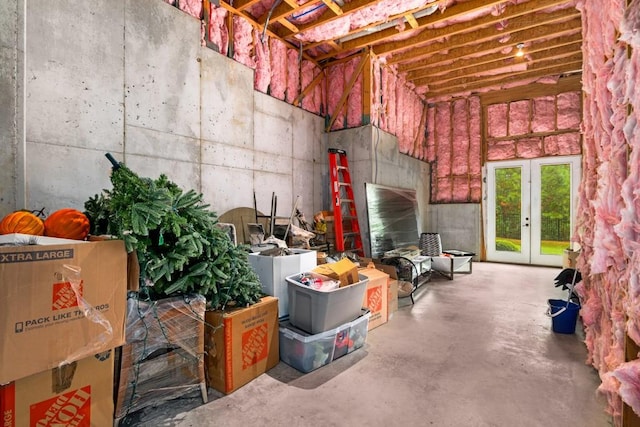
494, 167, 522, 253
539, 163, 571, 255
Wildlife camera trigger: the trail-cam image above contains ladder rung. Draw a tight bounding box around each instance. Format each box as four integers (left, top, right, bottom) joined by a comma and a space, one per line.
337, 166, 348, 170
339, 199, 354, 204
343, 232, 359, 236
337, 182, 351, 187
342, 215, 358, 220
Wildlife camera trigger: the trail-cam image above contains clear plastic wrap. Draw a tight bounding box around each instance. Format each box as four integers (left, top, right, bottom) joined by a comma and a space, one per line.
114, 292, 207, 422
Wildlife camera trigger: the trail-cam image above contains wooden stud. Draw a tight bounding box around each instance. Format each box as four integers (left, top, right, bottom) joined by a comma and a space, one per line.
325, 52, 369, 132
362, 50, 372, 125
294, 68, 325, 107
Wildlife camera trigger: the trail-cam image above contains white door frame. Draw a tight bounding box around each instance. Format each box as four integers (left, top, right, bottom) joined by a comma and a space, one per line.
485, 156, 581, 266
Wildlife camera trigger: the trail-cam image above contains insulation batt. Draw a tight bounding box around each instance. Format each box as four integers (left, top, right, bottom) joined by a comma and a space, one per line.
576, 0, 640, 423
508, 100, 530, 135
254, 34, 271, 93
285, 49, 301, 105
178, 0, 202, 18
346, 58, 364, 128
531, 96, 555, 133
327, 63, 346, 130
207, 7, 229, 56
269, 38, 288, 100
232, 17, 256, 68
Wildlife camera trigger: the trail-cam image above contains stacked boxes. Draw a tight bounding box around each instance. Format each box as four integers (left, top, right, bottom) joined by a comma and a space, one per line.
279, 259, 372, 373
0, 234, 128, 426
358, 266, 390, 330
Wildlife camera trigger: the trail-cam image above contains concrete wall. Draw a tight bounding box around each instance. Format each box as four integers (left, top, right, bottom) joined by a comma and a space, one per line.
327, 125, 431, 257
0, 0, 324, 223
425, 203, 481, 259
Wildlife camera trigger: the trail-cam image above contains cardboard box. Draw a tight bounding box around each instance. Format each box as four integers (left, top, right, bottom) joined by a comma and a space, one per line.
248, 249, 316, 317
312, 258, 359, 287
0, 234, 127, 384
205, 296, 279, 394
563, 249, 579, 268
0, 350, 115, 427
358, 267, 389, 330
388, 279, 399, 316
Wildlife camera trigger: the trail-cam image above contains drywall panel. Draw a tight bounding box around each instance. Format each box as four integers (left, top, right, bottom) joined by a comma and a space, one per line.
200, 46, 254, 148
124, 0, 200, 139
26, 0, 124, 152
25, 143, 113, 212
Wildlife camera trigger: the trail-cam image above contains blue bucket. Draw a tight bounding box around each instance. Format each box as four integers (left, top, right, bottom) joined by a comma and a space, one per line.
548, 299, 580, 334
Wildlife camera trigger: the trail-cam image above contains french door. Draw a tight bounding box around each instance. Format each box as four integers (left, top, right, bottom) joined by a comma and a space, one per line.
486, 156, 581, 266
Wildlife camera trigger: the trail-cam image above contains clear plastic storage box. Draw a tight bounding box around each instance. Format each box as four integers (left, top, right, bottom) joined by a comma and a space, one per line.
279, 310, 370, 373
286, 272, 369, 334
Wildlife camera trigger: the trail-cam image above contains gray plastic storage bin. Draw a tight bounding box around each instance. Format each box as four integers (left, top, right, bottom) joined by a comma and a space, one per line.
279, 310, 371, 373
286, 272, 369, 334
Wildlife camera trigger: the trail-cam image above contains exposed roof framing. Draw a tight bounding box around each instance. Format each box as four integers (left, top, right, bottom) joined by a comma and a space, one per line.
219, 0, 583, 100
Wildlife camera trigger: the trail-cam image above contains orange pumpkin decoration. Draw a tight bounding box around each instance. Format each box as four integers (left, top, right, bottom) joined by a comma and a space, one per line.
44, 208, 90, 240
0, 211, 45, 236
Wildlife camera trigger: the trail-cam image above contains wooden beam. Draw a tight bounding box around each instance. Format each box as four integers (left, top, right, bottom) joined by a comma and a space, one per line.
325, 52, 369, 132
423, 62, 582, 99
407, 42, 582, 84
479, 74, 582, 105
419, 53, 582, 90
395, 20, 582, 70
321, 0, 343, 16
231, 0, 262, 11
374, 6, 580, 57
405, 13, 419, 29
362, 51, 372, 124
294, 68, 325, 107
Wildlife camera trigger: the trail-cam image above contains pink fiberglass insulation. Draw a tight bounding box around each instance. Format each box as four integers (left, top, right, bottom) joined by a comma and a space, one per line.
452, 176, 470, 202
531, 96, 555, 132
287, 2, 327, 25
383, 69, 398, 135
434, 103, 452, 179
468, 98, 481, 173
207, 6, 229, 56
232, 17, 255, 69
346, 58, 364, 128
487, 104, 508, 137
300, 60, 322, 114
296, 0, 433, 43
508, 100, 530, 135
435, 178, 452, 202
285, 49, 300, 105
327, 63, 346, 130
487, 140, 516, 161
371, 59, 382, 127
575, 0, 640, 423
515, 137, 542, 158
254, 35, 271, 94
543, 132, 582, 156
426, 105, 436, 162
269, 38, 288, 100
557, 91, 582, 129
451, 99, 469, 175
611, 360, 640, 413
178, 0, 202, 18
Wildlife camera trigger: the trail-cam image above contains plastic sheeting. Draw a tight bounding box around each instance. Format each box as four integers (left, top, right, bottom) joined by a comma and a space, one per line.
576, 0, 640, 424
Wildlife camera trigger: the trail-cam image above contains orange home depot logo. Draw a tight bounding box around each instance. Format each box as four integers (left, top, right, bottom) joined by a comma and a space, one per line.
241, 323, 269, 369
51, 281, 83, 311
367, 286, 383, 312
30, 385, 91, 427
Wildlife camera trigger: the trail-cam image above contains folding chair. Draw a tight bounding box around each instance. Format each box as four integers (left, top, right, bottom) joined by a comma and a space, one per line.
419, 232, 474, 280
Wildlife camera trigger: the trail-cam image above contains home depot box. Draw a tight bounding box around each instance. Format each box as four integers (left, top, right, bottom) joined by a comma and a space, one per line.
312, 258, 359, 287
358, 259, 398, 317
358, 266, 389, 330
0, 234, 127, 384
205, 296, 279, 394
0, 350, 115, 427
248, 249, 316, 318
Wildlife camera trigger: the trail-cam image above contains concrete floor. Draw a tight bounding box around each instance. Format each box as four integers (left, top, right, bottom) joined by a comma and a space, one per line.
124, 262, 613, 427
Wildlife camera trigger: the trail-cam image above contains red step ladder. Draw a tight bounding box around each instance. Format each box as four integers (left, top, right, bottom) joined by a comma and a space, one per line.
328, 148, 364, 256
